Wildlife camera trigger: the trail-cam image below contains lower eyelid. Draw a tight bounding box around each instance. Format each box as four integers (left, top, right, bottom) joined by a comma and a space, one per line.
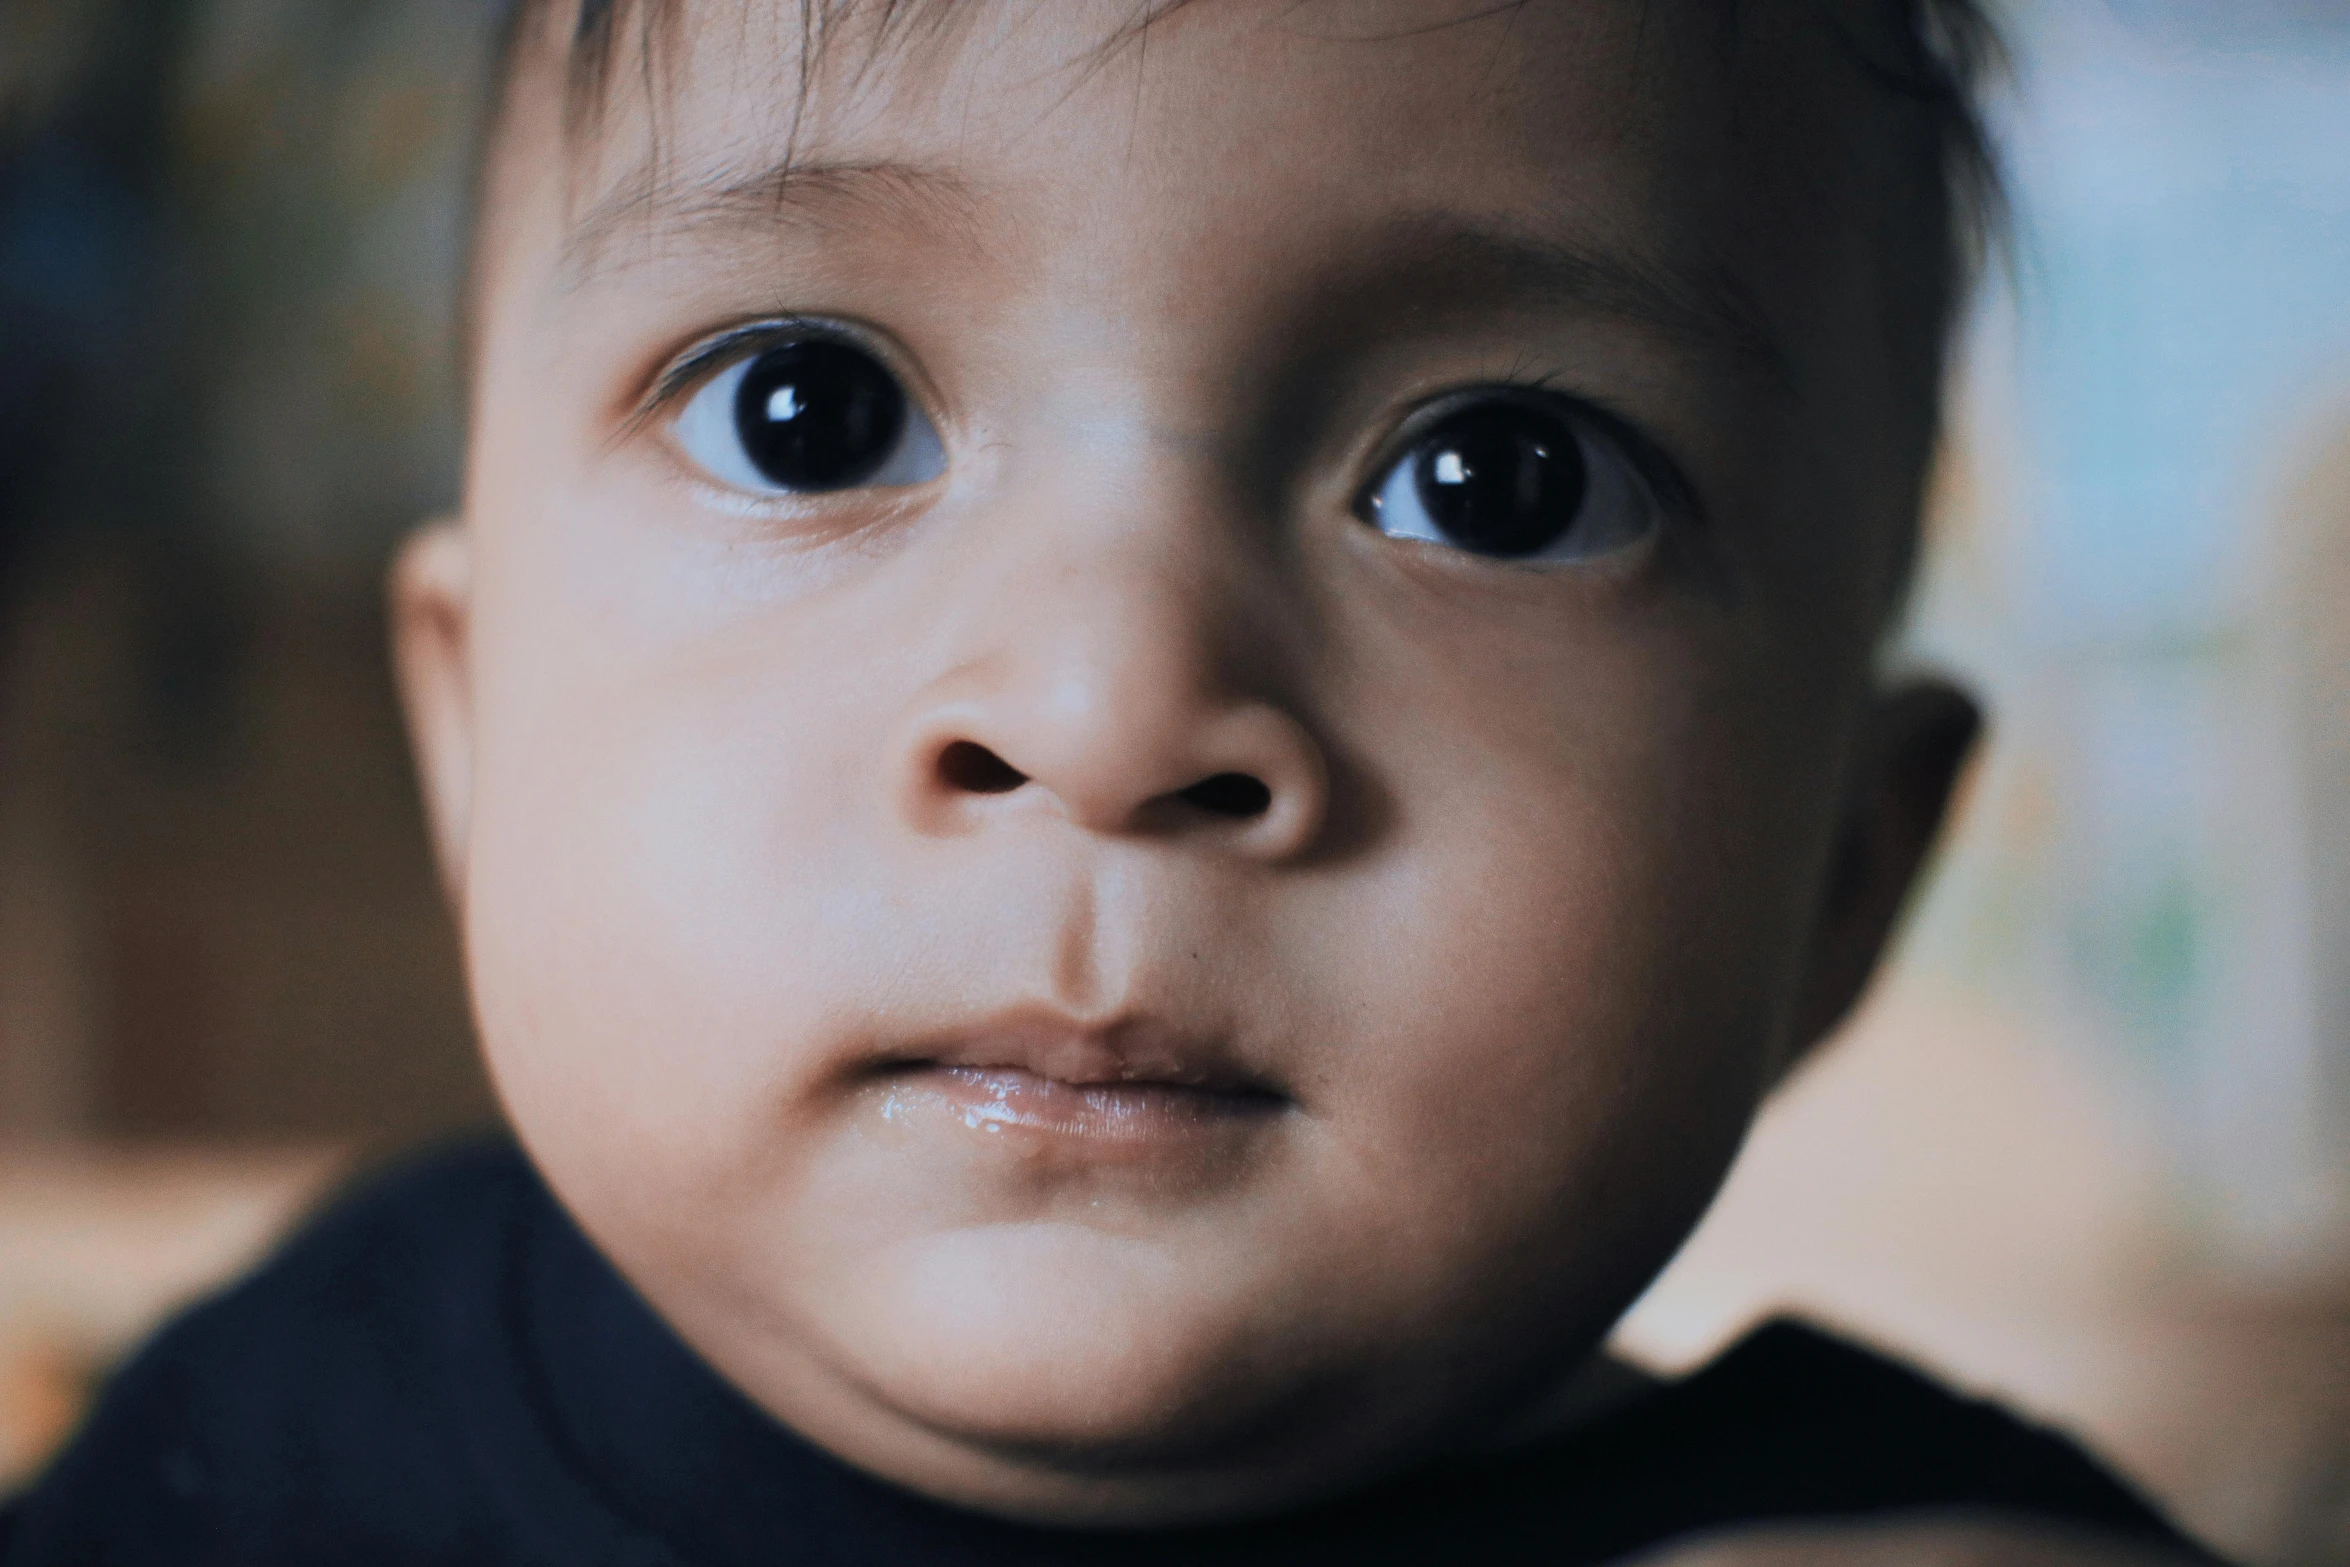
1357, 395, 1661, 564
663, 335, 946, 499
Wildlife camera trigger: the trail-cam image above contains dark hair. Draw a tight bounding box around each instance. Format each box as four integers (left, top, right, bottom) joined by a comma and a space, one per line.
479, 0, 2005, 593
494, 0, 2003, 298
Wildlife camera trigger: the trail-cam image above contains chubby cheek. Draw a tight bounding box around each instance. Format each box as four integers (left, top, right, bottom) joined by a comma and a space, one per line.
456, 573, 890, 1279
449, 453, 1844, 1465
1271, 691, 1813, 1366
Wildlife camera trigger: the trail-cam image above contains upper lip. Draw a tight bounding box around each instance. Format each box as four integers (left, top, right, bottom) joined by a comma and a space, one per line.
875, 1005, 1282, 1099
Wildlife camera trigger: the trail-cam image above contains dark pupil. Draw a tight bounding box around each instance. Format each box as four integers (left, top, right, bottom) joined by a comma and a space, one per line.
732, 339, 907, 491
1412, 403, 1587, 557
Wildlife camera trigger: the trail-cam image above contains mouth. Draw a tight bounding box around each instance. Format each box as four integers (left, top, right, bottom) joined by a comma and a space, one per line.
891, 1066, 1287, 1142
864, 1012, 1290, 1145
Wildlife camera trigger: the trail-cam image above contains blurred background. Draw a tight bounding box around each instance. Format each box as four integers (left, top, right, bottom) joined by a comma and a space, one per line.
0, 0, 2347, 1560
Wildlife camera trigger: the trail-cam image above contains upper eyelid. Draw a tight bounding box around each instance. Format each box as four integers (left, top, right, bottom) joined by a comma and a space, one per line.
1367, 381, 1707, 531
631, 331, 1705, 528
646, 325, 777, 410
616, 324, 775, 447
628, 317, 905, 436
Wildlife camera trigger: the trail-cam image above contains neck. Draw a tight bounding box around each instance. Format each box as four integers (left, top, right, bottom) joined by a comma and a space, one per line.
1477, 1351, 1665, 1456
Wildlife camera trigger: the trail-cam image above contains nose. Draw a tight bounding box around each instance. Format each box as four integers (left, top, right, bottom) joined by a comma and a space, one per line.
893, 529, 1329, 860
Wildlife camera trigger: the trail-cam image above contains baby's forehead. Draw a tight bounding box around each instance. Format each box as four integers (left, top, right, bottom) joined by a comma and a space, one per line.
526, 0, 1946, 145
481, 0, 1973, 554
524, 0, 1902, 273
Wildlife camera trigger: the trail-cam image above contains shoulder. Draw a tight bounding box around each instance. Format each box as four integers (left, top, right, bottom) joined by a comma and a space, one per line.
2, 1139, 556, 1566
1199, 1322, 2216, 1567
1620, 1320, 2211, 1555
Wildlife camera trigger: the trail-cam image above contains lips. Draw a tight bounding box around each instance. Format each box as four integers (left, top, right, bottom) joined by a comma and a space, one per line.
897, 1066, 1284, 1142
864, 1010, 1288, 1145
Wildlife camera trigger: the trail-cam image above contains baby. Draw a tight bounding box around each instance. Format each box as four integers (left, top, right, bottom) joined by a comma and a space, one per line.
3, 3, 2218, 1563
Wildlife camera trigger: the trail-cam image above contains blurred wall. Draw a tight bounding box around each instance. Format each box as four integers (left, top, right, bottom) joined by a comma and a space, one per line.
1903, 0, 2350, 1284
0, 0, 501, 1144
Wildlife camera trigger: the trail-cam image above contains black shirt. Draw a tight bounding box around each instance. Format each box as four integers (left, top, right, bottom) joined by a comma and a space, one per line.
1, 1140, 2208, 1565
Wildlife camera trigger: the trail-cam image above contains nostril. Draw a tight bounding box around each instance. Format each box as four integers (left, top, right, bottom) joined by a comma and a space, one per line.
1177, 772, 1272, 820
938, 740, 1028, 795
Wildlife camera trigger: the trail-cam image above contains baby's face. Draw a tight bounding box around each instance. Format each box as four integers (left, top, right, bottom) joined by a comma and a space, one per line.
402, 0, 1970, 1525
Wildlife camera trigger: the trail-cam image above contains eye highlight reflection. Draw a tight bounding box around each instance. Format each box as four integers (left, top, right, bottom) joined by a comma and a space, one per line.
670, 334, 946, 497
1363, 396, 1659, 563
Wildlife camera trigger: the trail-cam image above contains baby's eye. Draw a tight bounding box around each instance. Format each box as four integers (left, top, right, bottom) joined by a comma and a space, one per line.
1360, 396, 1657, 562
671, 336, 945, 496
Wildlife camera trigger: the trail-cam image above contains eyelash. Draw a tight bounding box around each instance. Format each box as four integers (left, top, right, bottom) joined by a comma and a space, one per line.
633, 325, 1707, 535
633, 318, 847, 429
1372, 372, 1707, 536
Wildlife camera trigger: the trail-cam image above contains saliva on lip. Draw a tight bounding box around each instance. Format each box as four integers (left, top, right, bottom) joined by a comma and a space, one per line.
876, 1080, 1031, 1134
876, 1082, 1053, 1164
878, 1065, 1226, 1144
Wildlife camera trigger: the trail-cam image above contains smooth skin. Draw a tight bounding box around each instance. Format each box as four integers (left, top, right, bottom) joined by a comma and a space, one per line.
390, 2, 2149, 1556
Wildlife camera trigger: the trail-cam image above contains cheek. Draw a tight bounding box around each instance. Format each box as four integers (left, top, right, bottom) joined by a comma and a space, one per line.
1315, 821, 1764, 1285
456, 574, 891, 1232
1280, 618, 1833, 1319
448, 438, 1849, 1467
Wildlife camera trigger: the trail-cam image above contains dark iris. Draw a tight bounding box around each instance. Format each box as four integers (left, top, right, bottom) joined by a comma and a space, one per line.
1412, 402, 1587, 557
732, 339, 907, 491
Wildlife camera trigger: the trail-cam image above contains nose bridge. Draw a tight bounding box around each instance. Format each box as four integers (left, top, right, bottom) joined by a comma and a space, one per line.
894, 450, 1327, 850
1033, 494, 1242, 742
970, 468, 1254, 804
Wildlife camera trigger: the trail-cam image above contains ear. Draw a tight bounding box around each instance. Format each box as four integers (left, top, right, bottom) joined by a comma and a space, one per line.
1778, 677, 1982, 1080
390, 520, 476, 905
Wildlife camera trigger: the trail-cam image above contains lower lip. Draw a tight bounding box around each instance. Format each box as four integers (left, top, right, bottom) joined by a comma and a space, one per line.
878, 1065, 1285, 1145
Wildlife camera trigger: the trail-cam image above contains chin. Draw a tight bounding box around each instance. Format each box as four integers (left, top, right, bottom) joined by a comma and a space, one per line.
831, 1221, 1328, 1464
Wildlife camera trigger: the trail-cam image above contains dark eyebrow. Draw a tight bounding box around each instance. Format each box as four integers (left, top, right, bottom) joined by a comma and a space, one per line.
559, 159, 1789, 396
560, 157, 982, 288
1366, 212, 1796, 395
